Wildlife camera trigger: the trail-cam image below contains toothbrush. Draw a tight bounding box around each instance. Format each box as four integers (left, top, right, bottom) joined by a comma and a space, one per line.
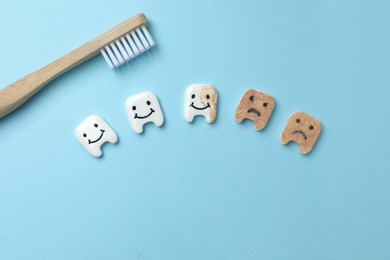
0, 13, 155, 118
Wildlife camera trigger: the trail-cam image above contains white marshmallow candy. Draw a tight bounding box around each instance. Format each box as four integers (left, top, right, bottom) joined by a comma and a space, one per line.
125, 91, 164, 134
184, 84, 218, 123
75, 115, 118, 157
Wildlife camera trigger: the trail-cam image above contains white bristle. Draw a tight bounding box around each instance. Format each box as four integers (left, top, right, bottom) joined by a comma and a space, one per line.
121, 37, 135, 59
125, 33, 140, 56
110, 43, 125, 65
141, 26, 155, 47
136, 28, 150, 50
115, 40, 130, 61
105, 46, 120, 67
100, 25, 156, 69
100, 49, 114, 69
131, 31, 146, 53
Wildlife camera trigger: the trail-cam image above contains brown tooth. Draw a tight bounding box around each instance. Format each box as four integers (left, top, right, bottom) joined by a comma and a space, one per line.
280, 111, 321, 155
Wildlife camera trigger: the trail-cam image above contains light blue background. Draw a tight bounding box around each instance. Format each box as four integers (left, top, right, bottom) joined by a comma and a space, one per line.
0, 0, 389, 259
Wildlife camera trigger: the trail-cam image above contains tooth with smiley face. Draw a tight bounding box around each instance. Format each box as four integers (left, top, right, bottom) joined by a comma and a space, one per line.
125, 91, 164, 134
235, 89, 275, 130
184, 84, 218, 123
280, 111, 321, 154
75, 115, 118, 157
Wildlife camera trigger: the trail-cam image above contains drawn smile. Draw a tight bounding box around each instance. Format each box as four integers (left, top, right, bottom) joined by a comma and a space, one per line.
88, 129, 105, 144
247, 108, 261, 117
135, 108, 155, 119
292, 130, 307, 140
191, 102, 210, 110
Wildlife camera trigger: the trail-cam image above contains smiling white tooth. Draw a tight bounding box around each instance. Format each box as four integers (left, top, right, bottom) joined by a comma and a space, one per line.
184, 84, 218, 123
75, 115, 118, 157
125, 91, 164, 134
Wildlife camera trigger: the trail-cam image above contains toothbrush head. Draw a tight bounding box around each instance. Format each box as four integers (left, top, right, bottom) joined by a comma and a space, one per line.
99, 15, 156, 69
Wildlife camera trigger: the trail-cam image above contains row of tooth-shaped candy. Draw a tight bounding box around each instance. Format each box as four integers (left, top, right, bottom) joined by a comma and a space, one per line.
75, 84, 321, 157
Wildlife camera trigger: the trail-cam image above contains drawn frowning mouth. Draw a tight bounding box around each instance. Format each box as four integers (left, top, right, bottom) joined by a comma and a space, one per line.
247, 108, 261, 117
88, 129, 105, 144
191, 102, 210, 110
292, 130, 307, 140
135, 108, 155, 119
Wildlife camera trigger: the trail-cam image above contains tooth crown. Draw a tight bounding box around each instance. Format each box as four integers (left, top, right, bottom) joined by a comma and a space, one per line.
280, 111, 321, 154
184, 84, 218, 123
235, 89, 275, 130
75, 115, 118, 157
125, 91, 164, 134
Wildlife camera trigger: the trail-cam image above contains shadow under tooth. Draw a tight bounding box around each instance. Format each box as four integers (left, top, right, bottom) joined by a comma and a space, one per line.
105, 45, 120, 67
115, 40, 130, 61
126, 33, 140, 56
131, 31, 145, 53
136, 28, 150, 50
100, 49, 114, 69
110, 43, 125, 64
142, 26, 156, 47
121, 37, 135, 59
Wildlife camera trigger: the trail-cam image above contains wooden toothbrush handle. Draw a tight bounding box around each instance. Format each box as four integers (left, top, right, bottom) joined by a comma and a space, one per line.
0, 50, 93, 118
0, 13, 148, 118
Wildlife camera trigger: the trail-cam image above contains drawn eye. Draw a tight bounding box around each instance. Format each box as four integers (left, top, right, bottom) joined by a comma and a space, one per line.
263, 102, 268, 107
191, 94, 195, 99
309, 125, 314, 130
249, 95, 254, 102
94, 124, 98, 128
132, 106, 136, 111
206, 94, 210, 99
83, 133, 87, 138
146, 101, 151, 105
296, 119, 301, 123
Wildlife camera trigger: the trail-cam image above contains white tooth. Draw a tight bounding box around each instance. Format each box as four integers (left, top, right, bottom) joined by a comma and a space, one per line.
105, 46, 120, 67
121, 37, 135, 59
115, 40, 130, 61
142, 26, 155, 47
136, 28, 150, 50
125, 91, 165, 134
131, 31, 145, 53
110, 43, 125, 64
75, 115, 118, 157
100, 49, 114, 69
126, 33, 140, 56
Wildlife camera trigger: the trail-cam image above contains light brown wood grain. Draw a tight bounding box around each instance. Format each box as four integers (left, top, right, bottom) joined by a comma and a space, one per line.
0, 13, 148, 118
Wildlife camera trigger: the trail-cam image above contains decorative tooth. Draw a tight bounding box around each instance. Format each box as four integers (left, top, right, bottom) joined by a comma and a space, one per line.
141, 26, 155, 47
105, 46, 120, 67
126, 33, 140, 56
115, 40, 130, 61
100, 49, 114, 69
121, 37, 135, 59
136, 28, 150, 49
110, 43, 125, 64
131, 31, 145, 53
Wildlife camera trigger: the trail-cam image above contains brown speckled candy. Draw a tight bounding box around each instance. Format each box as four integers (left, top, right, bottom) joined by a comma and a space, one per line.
280, 111, 321, 154
235, 89, 275, 130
